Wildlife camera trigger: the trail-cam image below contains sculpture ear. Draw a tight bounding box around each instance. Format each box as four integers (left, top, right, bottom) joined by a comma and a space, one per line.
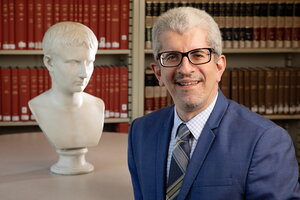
43, 55, 54, 72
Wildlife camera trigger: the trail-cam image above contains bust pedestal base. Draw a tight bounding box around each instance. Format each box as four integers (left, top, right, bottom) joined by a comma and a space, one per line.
50, 147, 94, 175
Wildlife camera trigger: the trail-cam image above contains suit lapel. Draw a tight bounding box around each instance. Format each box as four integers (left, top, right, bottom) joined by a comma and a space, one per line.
155, 106, 174, 200
178, 91, 229, 200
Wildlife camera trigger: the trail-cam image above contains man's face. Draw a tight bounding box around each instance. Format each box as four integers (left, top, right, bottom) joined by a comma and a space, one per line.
152, 26, 226, 121
48, 45, 96, 94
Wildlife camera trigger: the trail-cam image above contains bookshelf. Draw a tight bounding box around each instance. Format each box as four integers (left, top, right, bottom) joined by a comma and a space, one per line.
0, 0, 141, 133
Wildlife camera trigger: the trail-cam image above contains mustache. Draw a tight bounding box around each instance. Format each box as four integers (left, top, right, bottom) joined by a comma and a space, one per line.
174, 73, 204, 82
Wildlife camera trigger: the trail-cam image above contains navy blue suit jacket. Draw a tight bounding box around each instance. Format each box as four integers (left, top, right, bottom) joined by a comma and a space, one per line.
128, 92, 300, 199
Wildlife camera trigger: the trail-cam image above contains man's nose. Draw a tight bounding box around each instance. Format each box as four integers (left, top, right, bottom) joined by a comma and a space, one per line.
177, 56, 195, 75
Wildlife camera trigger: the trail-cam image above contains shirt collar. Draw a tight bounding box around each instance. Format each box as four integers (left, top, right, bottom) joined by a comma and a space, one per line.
173, 92, 218, 141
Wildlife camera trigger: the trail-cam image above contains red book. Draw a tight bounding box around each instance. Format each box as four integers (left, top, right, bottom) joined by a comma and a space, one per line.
29, 67, 38, 120
1, 68, 11, 121
0, 0, 2, 49
69, 0, 75, 22
37, 67, 44, 94
82, 0, 90, 26
120, 0, 129, 49
77, 0, 83, 24
111, 0, 120, 48
95, 66, 101, 98
53, 0, 60, 23
98, 0, 106, 49
2, 0, 9, 49
117, 122, 129, 133
60, 0, 69, 21
11, 68, 20, 121
99, 66, 105, 99
15, 0, 27, 49
85, 71, 97, 96
104, 66, 110, 118
18, 68, 30, 121
109, 66, 115, 117
0, 69, 2, 120
44, 67, 50, 91
27, 0, 35, 49
119, 66, 128, 118
8, 0, 15, 49
34, 0, 43, 49
105, 0, 112, 48
44, 0, 53, 32
90, 0, 98, 37
114, 66, 120, 118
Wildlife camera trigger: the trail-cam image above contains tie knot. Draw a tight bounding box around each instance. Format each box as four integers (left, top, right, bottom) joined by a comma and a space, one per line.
176, 123, 191, 141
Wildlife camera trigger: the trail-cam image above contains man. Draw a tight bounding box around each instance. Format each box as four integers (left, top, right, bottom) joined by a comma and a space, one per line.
128, 7, 300, 199
29, 22, 104, 150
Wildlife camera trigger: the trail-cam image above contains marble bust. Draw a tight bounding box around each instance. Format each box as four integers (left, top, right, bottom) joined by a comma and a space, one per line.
28, 22, 104, 175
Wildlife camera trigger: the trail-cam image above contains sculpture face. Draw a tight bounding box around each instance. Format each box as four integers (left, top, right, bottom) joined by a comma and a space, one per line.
50, 45, 96, 94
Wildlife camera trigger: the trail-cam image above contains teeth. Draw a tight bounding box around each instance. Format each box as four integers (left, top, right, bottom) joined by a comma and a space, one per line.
178, 81, 198, 86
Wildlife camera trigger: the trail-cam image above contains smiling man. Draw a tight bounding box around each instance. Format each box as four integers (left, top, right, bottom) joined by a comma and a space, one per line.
29, 22, 104, 150
128, 7, 300, 200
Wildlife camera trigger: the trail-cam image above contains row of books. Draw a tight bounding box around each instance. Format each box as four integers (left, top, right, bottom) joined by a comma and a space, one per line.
1, 0, 129, 50
144, 66, 300, 115
0, 65, 129, 122
219, 66, 300, 115
145, 0, 300, 49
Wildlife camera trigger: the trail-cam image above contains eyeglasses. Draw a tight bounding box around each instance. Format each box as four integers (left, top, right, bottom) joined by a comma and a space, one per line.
157, 48, 214, 68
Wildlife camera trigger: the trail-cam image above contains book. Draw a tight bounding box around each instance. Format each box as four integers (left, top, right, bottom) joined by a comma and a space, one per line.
8, 0, 15, 49
98, 0, 106, 49
106, 0, 112, 48
34, 0, 43, 49
27, 0, 35, 49
144, 66, 156, 114
2, 0, 9, 49
30, 67, 38, 121
120, 0, 129, 49
119, 66, 128, 118
90, 0, 98, 37
111, 0, 120, 48
15, 0, 27, 49
11, 68, 20, 121
1, 68, 11, 121
18, 68, 30, 121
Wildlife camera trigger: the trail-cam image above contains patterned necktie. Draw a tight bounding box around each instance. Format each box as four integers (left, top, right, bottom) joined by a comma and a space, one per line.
166, 123, 192, 200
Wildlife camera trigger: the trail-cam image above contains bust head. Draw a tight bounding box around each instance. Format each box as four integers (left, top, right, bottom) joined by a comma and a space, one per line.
42, 22, 99, 94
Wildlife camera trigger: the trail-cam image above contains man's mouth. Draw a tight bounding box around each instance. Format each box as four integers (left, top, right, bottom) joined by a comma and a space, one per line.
176, 81, 200, 86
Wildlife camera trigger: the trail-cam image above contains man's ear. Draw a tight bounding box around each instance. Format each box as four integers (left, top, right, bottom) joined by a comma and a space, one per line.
43, 55, 54, 72
150, 62, 164, 86
216, 55, 226, 83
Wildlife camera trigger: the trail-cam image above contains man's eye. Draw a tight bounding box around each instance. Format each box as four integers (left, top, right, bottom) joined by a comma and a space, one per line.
164, 53, 179, 61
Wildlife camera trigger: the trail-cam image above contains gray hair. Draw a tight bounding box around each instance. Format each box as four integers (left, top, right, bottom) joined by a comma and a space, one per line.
152, 7, 222, 60
42, 22, 98, 55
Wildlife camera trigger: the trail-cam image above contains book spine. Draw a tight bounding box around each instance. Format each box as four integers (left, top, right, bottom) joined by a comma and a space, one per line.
220, 68, 231, 98
266, 0, 277, 48
27, 0, 35, 49
18, 68, 30, 121
11, 68, 19, 121
250, 68, 258, 113
0, 0, 2, 50
289, 68, 297, 114
230, 68, 239, 102
1, 68, 11, 121
277, 68, 285, 114
265, 68, 274, 114
109, 67, 115, 117
106, 0, 112, 48
82, 0, 89, 26
144, 66, 155, 114
145, 0, 153, 49
98, 0, 106, 49
260, 1, 268, 48
29, 67, 38, 121
15, 0, 27, 49
34, 0, 43, 49
119, 66, 128, 118
53, 0, 60, 23
275, 1, 285, 48
37, 68, 44, 94
253, 1, 261, 48
90, 0, 98, 38
60, 0, 69, 22
245, 0, 254, 48
258, 68, 265, 114
284, 1, 294, 48
244, 69, 251, 109
111, 0, 120, 48
238, 69, 244, 105
114, 66, 120, 118
120, 0, 129, 49
44, 0, 53, 33
2, 0, 9, 49
292, 1, 300, 48
8, 0, 15, 49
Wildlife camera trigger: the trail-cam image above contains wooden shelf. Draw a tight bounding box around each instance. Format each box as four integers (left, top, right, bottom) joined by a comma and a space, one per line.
0, 49, 131, 55
144, 48, 300, 54
0, 118, 130, 127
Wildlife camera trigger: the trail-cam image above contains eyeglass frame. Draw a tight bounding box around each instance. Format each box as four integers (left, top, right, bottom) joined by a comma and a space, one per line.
156, 48, 215, 68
